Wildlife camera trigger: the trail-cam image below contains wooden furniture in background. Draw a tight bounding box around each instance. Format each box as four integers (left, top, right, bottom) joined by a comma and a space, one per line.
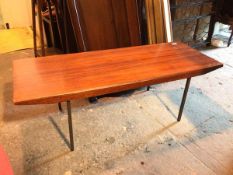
32, 0, 148, 54
13, 42, 223, 151
206, 0, 233, 47
31, 0, 65, 57
32, 0, 45, 56
66, 0, 143, 52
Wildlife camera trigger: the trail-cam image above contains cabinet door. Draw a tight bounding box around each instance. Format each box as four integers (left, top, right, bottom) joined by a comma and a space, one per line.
67, 0, 142, 51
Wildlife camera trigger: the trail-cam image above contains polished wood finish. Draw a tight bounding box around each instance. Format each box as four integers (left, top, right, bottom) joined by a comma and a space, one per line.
13, 43, 223, 105
125, 0, 142, 45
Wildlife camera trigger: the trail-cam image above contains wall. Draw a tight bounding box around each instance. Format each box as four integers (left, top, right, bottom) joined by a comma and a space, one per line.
170, 0, 213, 46
0, 0, 31, 28
0, 5, 3, 28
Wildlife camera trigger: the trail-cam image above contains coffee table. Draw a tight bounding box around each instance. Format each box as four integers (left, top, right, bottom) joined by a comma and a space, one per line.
13, 42, 223, 151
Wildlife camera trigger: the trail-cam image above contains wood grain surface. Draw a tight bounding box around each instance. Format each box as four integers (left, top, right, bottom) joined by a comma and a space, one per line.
66, 0, 142, 51
13, 42, 223, 105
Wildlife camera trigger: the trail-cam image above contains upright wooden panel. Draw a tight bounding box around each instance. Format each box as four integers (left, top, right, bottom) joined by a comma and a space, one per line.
111, 0, 131, 47
66, 0, 87, 51
125, 0, 142, 46
77, 0, 118, 50
153, 0, 166, 43
145, 0, 172, 44
67, 0, 142, 51
145, 0, 157, 43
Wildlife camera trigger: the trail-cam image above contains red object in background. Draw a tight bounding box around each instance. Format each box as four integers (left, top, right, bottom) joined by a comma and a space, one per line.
0, 145, 14, 175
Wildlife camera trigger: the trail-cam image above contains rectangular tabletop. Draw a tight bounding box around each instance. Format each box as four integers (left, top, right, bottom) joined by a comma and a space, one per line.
13, 42, 223, 105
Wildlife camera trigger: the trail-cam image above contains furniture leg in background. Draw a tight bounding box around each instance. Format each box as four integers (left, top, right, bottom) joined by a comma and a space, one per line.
32, 0, 37, 57
37, 0, 46, 56
206, 0, 233, 47
31, 0, 46, 57
227, 26, 233, 47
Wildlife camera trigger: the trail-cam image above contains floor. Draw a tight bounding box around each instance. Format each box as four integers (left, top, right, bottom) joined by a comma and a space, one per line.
0, 28, 33, 54
0, 46, 233, 175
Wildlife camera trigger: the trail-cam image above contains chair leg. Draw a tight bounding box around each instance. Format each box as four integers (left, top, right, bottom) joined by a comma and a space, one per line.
227, 27, 233, 47
58, 102, 63, 112
206, 16, 216, 45
37, 0, 46, 56
32, 0, 37, 57
47, 0, 55, 45
89, 97, 98, 103
177, 78, 191, 122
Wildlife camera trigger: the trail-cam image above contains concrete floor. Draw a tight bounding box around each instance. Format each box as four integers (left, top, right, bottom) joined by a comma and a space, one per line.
0, 46, 233, 175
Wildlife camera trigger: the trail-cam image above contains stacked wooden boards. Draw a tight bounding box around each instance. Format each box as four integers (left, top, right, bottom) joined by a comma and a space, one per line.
145, 0, 173, 44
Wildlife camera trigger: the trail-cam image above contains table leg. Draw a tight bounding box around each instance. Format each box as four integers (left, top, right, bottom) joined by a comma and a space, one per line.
67, 101, 74, 151
177, 78, 191, 122
58, 102, 63, 112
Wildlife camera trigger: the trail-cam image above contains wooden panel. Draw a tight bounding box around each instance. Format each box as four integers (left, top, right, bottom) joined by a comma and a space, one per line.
66, 0, 86, 51
153, 0, 166, 43
162, 0, 173, 42
111, 0, 131, 47
145, 0, 172, 44
67, 0, 142, 51
145, 0, 157, 43
13, 42, 223, 105
125, 0, 142, 45
76, 0, 118, 50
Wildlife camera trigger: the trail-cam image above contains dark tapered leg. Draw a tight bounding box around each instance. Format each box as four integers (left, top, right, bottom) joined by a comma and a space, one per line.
89, 97, 98, 103
177, 78, 191, 122
47, 0, 56, 47
37, 0, 45, 56
32, 0, 37, 57
227, 27, 233, 47
147, 86, 150, 91
206, 16, 216, 45
67, 101, 74, 151
58, 102, 63, 112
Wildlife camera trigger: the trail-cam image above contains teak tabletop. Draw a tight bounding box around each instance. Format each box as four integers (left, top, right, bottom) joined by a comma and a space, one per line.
13, 42, 223, 105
